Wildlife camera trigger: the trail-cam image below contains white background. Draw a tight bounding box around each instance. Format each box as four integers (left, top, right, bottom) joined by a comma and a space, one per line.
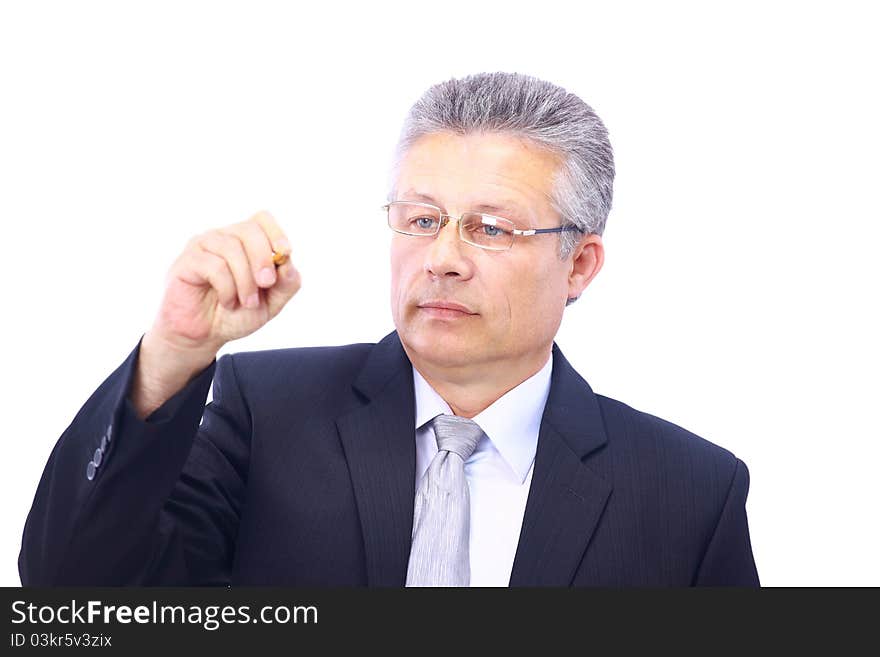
1, 0, 877, 586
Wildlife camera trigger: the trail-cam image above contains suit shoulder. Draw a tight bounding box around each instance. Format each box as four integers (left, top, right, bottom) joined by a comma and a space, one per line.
594, 393, 741, 475
217, 341, 376, 399
226, 340, 375, 370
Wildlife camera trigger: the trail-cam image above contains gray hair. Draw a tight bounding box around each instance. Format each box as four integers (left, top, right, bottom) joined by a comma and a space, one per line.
389, 72, 614, 304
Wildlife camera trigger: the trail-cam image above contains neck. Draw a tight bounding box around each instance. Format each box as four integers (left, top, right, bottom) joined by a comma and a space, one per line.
405, 346, 552, 419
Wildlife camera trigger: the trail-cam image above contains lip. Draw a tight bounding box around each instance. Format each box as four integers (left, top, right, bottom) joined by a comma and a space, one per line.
417, 300, 477, 316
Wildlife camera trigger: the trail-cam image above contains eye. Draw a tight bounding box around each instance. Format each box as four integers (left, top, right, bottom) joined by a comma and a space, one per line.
460, 214, 515, 246
411, 215, 438, 230
471, 222, 511, 238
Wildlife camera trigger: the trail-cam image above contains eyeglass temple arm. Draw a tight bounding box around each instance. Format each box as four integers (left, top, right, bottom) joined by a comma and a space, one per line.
514, 226, 585, 236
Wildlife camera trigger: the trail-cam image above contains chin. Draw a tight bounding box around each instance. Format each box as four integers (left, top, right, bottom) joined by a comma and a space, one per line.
401, 326, 485, 367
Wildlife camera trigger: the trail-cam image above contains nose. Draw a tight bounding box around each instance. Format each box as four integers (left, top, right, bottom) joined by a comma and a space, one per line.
423, 217, 474, 280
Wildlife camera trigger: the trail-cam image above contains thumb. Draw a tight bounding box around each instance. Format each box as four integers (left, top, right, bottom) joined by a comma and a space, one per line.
266, 260, 302, 320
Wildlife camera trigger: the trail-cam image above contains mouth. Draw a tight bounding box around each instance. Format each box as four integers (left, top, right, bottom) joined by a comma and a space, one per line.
417, 301, 477, 319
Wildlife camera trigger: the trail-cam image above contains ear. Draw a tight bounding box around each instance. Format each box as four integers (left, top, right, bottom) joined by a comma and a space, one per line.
567, 233, 604, 300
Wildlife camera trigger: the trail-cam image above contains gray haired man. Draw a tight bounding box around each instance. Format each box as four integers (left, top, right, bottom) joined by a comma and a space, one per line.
21, 72, 759, 586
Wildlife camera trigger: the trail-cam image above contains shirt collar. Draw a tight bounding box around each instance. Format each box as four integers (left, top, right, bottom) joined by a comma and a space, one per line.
412, 355, 553, 483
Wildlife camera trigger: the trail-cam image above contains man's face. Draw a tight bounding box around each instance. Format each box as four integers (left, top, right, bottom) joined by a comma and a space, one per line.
390, 131, 594, 375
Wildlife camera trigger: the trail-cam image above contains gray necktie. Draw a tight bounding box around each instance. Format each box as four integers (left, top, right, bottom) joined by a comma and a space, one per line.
406, 414, 484, 587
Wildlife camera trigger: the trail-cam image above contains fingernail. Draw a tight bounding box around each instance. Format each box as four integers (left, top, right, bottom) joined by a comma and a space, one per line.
245, 293, 260, 308
277, 238, 291, 254
257, 267, 276, 286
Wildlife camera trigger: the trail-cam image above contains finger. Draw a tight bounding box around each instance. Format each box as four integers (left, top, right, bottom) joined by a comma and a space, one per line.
221, 219, 277, 291
266, 260, 302, 320
250, 210, 292, 259
197, 231, 260, 308
176, 249, 239, 310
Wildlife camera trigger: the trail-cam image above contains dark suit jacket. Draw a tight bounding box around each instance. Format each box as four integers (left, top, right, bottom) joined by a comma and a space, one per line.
19, 330, 759, 586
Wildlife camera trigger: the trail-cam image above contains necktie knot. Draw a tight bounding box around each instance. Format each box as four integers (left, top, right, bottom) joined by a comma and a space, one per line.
432, 414, 484, 462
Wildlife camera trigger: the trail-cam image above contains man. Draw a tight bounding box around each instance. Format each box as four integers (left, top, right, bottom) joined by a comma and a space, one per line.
19, 72, 760, 586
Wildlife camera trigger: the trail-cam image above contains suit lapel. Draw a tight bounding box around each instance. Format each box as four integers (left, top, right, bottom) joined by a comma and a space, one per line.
509, 343, 613, 586
335, 331, 416, 586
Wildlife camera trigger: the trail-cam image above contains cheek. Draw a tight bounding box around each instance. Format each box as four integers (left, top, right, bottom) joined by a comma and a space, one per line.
389, 264, 403, 313
512, 261, 564, 323
390, 241, 406, 280
389, 245, 416, 310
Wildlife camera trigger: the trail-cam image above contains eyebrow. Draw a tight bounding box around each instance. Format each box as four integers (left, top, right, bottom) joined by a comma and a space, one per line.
398, 189, 527, 220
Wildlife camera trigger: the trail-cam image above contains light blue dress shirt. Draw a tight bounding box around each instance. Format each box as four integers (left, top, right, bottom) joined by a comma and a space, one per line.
412, 354, 553, 586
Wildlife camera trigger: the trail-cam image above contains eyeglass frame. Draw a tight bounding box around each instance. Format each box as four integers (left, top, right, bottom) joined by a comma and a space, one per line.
382, 200, 585, 251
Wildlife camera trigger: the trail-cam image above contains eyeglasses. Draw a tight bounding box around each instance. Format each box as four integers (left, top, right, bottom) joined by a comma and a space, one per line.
383, 201, 584, 251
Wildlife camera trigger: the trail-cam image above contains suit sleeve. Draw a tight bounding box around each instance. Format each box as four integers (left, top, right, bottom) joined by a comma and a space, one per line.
19, 334, 251, 586
692, 458, 761, 586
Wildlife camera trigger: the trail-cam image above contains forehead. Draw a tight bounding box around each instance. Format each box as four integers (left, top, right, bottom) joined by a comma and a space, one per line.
395, 132, 561, 217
